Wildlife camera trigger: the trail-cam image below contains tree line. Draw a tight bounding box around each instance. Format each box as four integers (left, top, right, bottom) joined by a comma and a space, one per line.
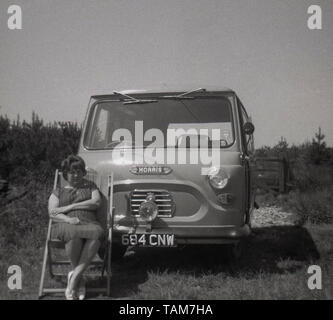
1, 112, 332, 185
0, 112, 81, 183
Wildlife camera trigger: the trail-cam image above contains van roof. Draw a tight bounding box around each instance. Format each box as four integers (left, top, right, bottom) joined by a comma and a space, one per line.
91, 86, 235, 100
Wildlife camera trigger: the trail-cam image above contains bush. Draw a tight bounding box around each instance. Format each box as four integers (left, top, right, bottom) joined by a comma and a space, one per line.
281, 187, 333, 224
0, 179, 52, 252
0, 113, 81, 184
0, 112, 81, 258
291, 161, 333, 192
274, 163, 333, 224
256, 134, 333, 225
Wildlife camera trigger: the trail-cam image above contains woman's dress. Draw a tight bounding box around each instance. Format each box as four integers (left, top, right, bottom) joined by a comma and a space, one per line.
51, 179, 104, 242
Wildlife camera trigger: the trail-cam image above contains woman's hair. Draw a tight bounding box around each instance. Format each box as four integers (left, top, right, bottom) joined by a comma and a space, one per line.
61, 155, 87, 180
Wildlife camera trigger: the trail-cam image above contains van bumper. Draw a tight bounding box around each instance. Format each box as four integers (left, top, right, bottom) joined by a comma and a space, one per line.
113, 224, 251, 244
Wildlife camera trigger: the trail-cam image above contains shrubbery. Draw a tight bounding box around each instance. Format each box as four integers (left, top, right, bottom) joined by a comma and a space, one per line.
286, 187, 333, 224
0, 113, 81, 274
256, 130, 333, 224
0, 113, 82, 278
1, 180, 50, 249
0, 112, 81, 184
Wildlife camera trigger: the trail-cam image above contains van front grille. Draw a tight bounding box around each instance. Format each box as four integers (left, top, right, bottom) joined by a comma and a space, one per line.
130, 189, 175, 217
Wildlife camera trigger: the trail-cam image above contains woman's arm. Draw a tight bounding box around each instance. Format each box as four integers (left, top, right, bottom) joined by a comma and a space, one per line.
69, 189, 101, 211
48, 193, 79, 224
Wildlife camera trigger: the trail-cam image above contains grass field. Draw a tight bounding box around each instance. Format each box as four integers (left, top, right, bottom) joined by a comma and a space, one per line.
1, 220, 332, 300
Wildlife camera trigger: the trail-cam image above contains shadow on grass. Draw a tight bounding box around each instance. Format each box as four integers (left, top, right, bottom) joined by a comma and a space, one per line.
85, 225, 320, 299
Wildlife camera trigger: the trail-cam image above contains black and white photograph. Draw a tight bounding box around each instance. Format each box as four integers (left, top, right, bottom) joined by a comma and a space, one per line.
0, 0, 332, 304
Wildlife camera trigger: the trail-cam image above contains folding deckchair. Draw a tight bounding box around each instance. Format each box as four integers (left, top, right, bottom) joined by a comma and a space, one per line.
38, 169, 115, 299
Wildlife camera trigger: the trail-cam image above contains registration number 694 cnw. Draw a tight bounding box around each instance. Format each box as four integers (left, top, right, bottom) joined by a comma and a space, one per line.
121, 233, 176, 247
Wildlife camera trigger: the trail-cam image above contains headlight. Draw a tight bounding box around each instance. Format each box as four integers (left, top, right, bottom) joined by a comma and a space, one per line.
208, 167, 229, 189
138, 193, 158, 222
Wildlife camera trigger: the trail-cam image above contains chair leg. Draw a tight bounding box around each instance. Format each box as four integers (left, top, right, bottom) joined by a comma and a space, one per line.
107, 271, 111, 296
101, 235, 109, 279
47, 244, 55, 278
107, 232, 112, 296
38, 242, 49, 298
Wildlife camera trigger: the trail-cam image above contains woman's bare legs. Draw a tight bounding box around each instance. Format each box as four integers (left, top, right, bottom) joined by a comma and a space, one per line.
68, 239, 101, 291
65, 239, 84, 269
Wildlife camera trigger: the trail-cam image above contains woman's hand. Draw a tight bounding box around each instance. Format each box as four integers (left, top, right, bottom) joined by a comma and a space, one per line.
49, 205, 73, 216
67, 217, 80, 225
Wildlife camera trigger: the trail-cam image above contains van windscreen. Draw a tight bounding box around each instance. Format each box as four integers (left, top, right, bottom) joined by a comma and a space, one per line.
84, 97, 234, 149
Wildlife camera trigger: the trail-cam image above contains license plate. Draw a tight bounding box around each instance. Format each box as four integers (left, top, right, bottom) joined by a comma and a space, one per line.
121, 233, 176, 247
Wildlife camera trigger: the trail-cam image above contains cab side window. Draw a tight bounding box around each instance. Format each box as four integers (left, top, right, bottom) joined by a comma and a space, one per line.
238, 99, 254, 155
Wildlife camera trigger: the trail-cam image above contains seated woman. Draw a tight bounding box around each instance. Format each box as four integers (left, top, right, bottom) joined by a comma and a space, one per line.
48, 155, 104, 300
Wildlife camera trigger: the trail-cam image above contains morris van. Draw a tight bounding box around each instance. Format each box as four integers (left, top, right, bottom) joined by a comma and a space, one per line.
78, 87, 256, 259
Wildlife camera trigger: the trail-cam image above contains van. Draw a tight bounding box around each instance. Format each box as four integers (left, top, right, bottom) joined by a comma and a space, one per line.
78, 87, 256, 259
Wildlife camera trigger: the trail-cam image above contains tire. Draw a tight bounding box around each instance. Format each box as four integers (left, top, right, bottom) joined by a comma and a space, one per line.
98, 243, 127, 262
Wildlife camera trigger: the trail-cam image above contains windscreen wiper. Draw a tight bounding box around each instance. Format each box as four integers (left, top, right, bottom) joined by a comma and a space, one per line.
159, 88, 206, 99
113, 91, 157, 105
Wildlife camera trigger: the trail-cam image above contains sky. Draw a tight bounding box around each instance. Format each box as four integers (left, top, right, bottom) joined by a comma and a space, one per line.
0, 0, 332, 147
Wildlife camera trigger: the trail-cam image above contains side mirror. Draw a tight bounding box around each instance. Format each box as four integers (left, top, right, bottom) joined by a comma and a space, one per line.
243, 122, 255, 135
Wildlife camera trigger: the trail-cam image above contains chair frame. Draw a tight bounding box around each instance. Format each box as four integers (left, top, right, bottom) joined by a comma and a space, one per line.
38, 169, 114, 299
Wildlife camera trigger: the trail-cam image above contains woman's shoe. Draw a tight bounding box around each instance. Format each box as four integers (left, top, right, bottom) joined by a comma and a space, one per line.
65, 287, 76, 300
65, 271, 76, 300
78, 277, 86, 300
